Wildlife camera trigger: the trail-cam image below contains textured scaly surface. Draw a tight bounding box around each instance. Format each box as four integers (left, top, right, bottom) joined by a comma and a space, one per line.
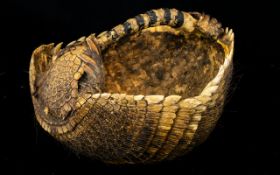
30, 8, 234, 164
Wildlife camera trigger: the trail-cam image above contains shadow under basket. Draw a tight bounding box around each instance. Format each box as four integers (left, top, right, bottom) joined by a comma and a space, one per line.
30, 9, 234, 164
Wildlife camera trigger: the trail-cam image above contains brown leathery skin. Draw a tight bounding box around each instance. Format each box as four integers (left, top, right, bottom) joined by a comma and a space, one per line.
30, 8, 234, 164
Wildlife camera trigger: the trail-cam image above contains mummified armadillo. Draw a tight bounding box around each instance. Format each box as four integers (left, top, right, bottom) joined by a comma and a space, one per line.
29, 8, 234, 164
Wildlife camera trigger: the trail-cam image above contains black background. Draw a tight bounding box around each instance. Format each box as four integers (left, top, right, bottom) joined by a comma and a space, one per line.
1, 0, 279, 174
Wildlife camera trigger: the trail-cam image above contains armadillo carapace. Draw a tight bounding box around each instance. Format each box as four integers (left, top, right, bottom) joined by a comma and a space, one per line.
30, 8, 234, 164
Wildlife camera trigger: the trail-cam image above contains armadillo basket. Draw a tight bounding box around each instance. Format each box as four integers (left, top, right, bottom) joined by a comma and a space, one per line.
30, 9, 234, 164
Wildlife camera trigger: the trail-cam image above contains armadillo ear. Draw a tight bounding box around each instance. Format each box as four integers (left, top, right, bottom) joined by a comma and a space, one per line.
29, 43, 54, 95
86, 34, 101, 54
51, 42, 63, 62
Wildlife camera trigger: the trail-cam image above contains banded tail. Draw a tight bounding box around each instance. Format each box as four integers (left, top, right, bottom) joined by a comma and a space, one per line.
96, 9, 198, 50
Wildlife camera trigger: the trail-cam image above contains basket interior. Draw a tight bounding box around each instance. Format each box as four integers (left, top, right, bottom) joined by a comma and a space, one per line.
102, 26, 225, 98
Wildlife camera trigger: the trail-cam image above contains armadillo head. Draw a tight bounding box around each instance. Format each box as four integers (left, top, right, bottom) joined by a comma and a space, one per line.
29, 35, 104, 127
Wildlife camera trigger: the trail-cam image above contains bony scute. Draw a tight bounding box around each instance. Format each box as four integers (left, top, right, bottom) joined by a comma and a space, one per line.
29, 8, 234, 164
